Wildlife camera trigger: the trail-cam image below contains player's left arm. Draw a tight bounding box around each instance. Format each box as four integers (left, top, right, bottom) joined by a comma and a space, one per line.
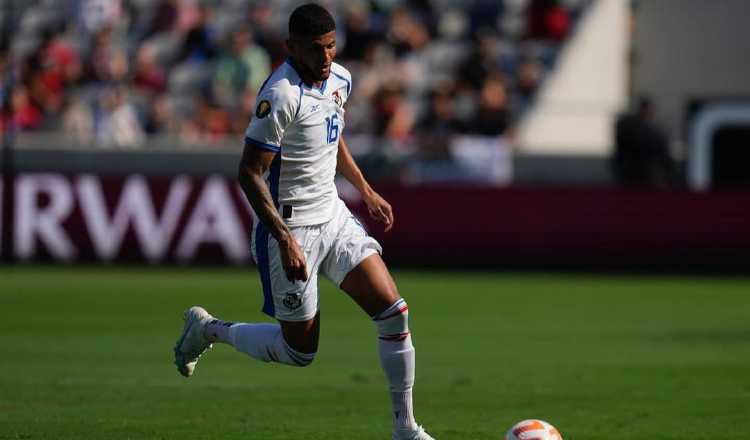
337, 135, 394, 232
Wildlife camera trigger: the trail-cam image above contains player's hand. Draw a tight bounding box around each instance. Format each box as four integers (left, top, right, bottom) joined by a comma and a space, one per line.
364, 190, 394, 232
278, 235, 308, 282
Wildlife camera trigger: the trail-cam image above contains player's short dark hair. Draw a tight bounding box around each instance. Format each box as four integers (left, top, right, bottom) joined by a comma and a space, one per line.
289, 4, 336, 37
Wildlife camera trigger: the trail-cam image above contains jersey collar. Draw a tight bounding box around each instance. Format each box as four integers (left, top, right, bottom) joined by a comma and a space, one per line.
286, 57, 328, 94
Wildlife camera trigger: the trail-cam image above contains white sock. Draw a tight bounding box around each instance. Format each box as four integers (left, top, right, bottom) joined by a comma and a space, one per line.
204, 319, 234, 343
381, 336, 417, 430
374, 299, 418, 431
227, 323, 315, 367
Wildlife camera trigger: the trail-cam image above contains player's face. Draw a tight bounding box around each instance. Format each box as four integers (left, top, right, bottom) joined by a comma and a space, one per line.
289, 31, 337, 83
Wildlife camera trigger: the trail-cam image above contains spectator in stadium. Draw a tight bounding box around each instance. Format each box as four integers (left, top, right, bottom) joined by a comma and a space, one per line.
527, 0, 571, 42
416, 86, 464, 163
87, 26, 119, 82
515, 57, 543, 110
95, 86, 145, 147
373, 82, 415, 143
34, 36, 82, 115
131, 0, 178, 43
213, 29, 271, 107
467, 0, 504, 34
213, 34, 252, 108
419, 85, 465, 143
458, 29, 499, 91
341, 3, 379, 61
613, 98, 674, 188
470, 73, 511, 136
387, 7, 430, 58
174, 2, 216, 63
238, 31, 271, 93
62, 97, 94, 143
133, 44, 167, 96
176, 93, 233, 147
202, 100, 232, 144
144, 94, 177, 135
76, 0, 123, 35
6, 85, 43, 131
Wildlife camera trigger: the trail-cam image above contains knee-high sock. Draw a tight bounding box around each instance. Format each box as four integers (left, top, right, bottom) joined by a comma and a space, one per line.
226, 323, 315, 367
374, 299, 417, 430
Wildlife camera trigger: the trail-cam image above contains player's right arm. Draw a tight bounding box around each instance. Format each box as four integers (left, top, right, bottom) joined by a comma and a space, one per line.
238, 146, 308, 282
239, 82, 307, 282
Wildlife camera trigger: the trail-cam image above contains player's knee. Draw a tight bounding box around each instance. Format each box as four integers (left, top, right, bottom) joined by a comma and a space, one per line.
282, 340, 316, 367
373, 298, 410, 341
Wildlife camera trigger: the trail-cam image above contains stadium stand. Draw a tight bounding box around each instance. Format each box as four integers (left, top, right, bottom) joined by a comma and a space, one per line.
0, 0, 590, 180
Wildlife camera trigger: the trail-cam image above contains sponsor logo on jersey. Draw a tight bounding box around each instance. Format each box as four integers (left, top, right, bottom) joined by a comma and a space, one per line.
283, 293, 302, 310
256, 100, 272, 118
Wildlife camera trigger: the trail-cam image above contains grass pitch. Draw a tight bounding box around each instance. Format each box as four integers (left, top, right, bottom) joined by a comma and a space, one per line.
1, 267, 749, 439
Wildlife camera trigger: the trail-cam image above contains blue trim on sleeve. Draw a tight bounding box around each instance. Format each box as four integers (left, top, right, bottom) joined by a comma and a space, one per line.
332, 72, 351, 96
245, 137, 281, 152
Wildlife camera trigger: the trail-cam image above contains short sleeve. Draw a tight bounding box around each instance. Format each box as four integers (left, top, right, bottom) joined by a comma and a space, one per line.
332, 67, 352, 105
245, 86, 299, 152
343, 73, 352, 104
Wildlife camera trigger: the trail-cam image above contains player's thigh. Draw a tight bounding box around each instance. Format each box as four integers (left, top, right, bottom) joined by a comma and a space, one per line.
262, 224, 324, 322
340, 253, 401, 318
267, 254, 320, 320
279, 312, 320, 354
320, 201, 395, 317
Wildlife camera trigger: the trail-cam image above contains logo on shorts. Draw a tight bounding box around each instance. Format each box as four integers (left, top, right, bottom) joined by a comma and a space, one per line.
283, 293, 302, 310
256, 100, 271, 118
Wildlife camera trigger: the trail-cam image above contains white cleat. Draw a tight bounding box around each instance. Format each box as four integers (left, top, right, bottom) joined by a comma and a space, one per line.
393, 426, 436, 440
173, 306, 214, 377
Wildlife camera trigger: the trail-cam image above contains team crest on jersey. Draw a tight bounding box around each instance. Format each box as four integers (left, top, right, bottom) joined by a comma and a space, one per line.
283, 293, 302, 310
332, 89, 343, 107
256, 100, 272, 118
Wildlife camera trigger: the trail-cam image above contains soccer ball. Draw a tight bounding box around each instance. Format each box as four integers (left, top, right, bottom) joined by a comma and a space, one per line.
505, 419, 563, 440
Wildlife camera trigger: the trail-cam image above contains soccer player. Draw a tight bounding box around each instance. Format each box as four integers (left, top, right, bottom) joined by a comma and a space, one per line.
173, 4, 435, 440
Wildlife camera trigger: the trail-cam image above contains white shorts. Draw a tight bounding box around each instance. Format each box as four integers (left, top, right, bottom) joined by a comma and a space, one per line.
251, 198, 382, 321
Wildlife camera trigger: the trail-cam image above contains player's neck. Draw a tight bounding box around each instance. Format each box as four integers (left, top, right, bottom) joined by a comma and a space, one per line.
288, 57, 324, 89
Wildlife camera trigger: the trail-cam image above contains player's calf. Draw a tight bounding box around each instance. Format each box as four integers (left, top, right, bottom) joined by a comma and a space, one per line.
206, 319, 316, 367
374, 299, 436, 439
374, 299, 419, 431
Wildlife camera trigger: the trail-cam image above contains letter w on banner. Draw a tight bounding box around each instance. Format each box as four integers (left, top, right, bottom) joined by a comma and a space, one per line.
77, 175, 191, 262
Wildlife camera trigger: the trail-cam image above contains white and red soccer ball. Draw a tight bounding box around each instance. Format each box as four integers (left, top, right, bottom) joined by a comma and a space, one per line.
505, 419, 563, 440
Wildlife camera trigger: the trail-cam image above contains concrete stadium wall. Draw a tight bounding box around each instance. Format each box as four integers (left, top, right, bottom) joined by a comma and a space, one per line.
6, 148, 614, 185
632, 0, 750, 151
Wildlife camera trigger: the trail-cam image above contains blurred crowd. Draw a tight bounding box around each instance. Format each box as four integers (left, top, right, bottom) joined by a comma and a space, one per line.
0, 0, 587, 161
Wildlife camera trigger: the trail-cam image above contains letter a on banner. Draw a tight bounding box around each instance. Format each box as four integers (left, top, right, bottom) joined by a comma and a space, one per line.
176, 176, 249, 264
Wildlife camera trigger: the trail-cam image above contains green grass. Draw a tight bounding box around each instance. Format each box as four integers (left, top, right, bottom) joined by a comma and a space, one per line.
1, 267, 749, 439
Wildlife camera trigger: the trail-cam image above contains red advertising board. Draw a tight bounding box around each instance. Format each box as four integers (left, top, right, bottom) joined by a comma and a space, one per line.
1, 173, 749, 269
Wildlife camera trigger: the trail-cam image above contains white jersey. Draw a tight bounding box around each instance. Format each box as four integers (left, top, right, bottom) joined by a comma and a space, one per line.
245, 59, 352, 227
